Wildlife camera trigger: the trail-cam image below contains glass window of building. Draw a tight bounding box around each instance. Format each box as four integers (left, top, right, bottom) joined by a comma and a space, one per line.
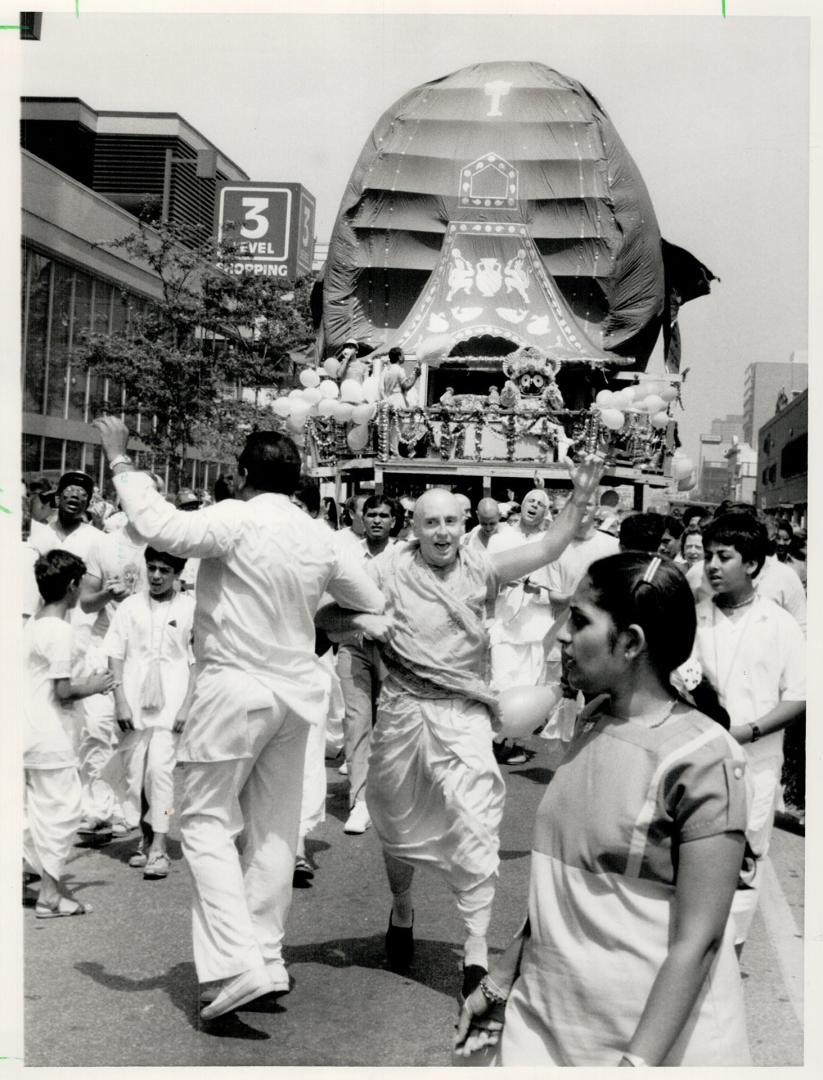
64, 439, 83, 471
42, 436, 64, 473
45, 262, 73, 418
24, 252, 52, 414
23, 433, 42, 473
68, 270, 93, 420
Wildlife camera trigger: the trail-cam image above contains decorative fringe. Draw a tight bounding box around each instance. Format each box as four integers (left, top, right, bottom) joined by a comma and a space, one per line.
141, 660, 165, 712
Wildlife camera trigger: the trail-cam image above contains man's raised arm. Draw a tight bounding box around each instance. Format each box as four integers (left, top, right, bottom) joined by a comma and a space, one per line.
93, 417, 234, 559
490, 454, 604, 585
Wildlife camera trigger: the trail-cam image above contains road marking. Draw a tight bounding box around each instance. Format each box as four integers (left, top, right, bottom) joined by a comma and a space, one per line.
760, 856, 804, 1025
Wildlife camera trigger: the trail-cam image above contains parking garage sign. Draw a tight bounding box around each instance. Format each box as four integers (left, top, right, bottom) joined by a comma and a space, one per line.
216, 182, 315, 279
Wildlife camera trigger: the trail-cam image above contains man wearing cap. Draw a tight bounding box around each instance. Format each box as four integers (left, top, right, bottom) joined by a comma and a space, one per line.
29, 471, 99, 562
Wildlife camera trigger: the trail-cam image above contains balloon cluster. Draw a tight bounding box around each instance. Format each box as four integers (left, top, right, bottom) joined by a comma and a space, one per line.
271, 365, 379, 452
593, 379, 678, 432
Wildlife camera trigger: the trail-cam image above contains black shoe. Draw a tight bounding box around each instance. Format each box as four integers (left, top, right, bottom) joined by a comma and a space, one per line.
293, 855, 315, 887
385, 911, 414, 972
493, 740, 528, 766
461, 964, 487, 1000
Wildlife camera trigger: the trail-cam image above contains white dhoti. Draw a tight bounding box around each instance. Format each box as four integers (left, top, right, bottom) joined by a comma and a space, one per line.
78, 644, 128, 825
731, 762, 782, 945
119, 728, 178, 835
24, 767, 83, 881
179, 702, 308, 982
366, 679, 504, 933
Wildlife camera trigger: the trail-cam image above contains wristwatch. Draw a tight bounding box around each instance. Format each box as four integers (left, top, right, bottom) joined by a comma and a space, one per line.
109, 454, 133, 470
749, 723, 761, 743
620, 1052, 648, 1067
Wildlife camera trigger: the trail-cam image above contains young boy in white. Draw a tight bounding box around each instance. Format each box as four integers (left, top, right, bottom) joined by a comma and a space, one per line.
694, 513, 805, 947
105, 547, 196, 880
24, 550, 115, 917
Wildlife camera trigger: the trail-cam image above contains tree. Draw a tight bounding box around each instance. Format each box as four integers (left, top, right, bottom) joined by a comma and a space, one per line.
79, 215, 316, 485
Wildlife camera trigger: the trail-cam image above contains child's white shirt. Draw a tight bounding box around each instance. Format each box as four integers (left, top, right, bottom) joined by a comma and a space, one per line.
695, 594, 806, 776
23, 616, 77, 769
104, 591, 195, 730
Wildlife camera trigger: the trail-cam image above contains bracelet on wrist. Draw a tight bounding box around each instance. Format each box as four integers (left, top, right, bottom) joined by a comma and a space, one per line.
479, 974, 509, 1005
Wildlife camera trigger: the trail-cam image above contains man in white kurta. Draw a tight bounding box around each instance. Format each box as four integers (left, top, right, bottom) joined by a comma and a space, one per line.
488, 489, 555, 691
94, 417, 386, 1021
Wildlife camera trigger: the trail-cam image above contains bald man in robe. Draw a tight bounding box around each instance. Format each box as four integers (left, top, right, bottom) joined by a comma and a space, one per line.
317, 460, 603, 1001
487, 488, 557, 692
464, 497, 501, 552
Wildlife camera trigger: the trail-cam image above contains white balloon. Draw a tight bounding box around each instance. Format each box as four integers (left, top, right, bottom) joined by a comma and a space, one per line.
288, 387, 304, 399
601, 408, 625, 431
317, 397, 337, 417
286, 413, 307, 433
299, 368, 321, 388
498, 685, 563, 738
362, 375, 379, 403
678, 475, 698, 492
352, 402, 375, 425
650, 410, 670, 430
302, 387, 322, 405
340, 378, 365, 404
333, 401, 354, 422
290, 399, 311, 420
595, 389, 614, 407
610, 390, 632, 409
346, 424, 370, 453
659, 386, 678, 403
319, 380, 340, 399
643, 394, 665, 414
271, 398, 292, 418
672, 456, 694, 480
323, 357, 340, 378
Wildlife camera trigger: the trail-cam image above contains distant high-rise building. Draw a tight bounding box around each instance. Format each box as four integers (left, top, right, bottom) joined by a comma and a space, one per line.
742, 355, 808, 446
696, 413, 744, 502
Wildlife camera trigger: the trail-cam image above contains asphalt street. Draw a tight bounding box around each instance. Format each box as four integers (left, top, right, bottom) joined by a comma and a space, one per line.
23, 736, 805, 1068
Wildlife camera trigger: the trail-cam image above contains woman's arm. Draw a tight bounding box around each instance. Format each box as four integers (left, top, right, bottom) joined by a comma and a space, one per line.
453, 919, 530, 1056
620, 831, 745, 1065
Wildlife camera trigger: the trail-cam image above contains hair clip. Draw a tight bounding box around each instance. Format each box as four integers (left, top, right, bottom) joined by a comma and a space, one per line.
641, 556, 662, 584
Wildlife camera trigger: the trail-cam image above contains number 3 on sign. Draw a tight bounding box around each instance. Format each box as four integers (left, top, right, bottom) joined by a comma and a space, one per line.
240, 197, 269, 240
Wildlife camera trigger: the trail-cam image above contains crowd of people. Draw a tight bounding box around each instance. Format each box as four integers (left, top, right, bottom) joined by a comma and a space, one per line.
21, 423, 806, 1063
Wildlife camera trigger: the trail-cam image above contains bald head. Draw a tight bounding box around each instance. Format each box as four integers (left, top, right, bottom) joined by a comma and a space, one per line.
520, 488, 550, 532
476, 497, 500, 537
413, 488, 464, 568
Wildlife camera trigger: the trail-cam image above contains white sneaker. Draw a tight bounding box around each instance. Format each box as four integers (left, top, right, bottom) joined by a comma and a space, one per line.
344, 802, 371, 834
200, 964, 275, 1020
337, 761, 349, 776
265, 959, 290, 993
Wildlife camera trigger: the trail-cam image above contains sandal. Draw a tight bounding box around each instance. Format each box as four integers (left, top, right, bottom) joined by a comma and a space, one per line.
35, 897, 92, 919
143, 852, 170, 879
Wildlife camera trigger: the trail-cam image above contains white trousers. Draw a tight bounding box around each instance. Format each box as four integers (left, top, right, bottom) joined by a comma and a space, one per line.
299, 705, 327, 838
179, 703, 308, 983
24, 767, 83, 881
119, 728, 177, 835
731, 764, 782, 945
490, 640, 549, 694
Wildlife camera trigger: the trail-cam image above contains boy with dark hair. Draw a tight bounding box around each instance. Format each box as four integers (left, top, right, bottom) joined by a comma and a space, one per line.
695, 513, 805, 948
105, 546, 196, 879
24, 550, 115, 917
618, 512, 666, 554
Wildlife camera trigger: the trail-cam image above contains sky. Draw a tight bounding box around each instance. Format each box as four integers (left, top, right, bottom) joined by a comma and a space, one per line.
10, 6, 812, 464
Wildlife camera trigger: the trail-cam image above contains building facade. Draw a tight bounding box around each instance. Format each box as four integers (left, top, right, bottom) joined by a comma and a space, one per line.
742, 354, 808, 446
756, 389, 808, 526
696, 414, 744, 504
21, 98, 249, 492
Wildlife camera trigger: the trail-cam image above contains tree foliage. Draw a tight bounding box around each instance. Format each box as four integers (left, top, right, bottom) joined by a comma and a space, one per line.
79, 215, 316, 484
